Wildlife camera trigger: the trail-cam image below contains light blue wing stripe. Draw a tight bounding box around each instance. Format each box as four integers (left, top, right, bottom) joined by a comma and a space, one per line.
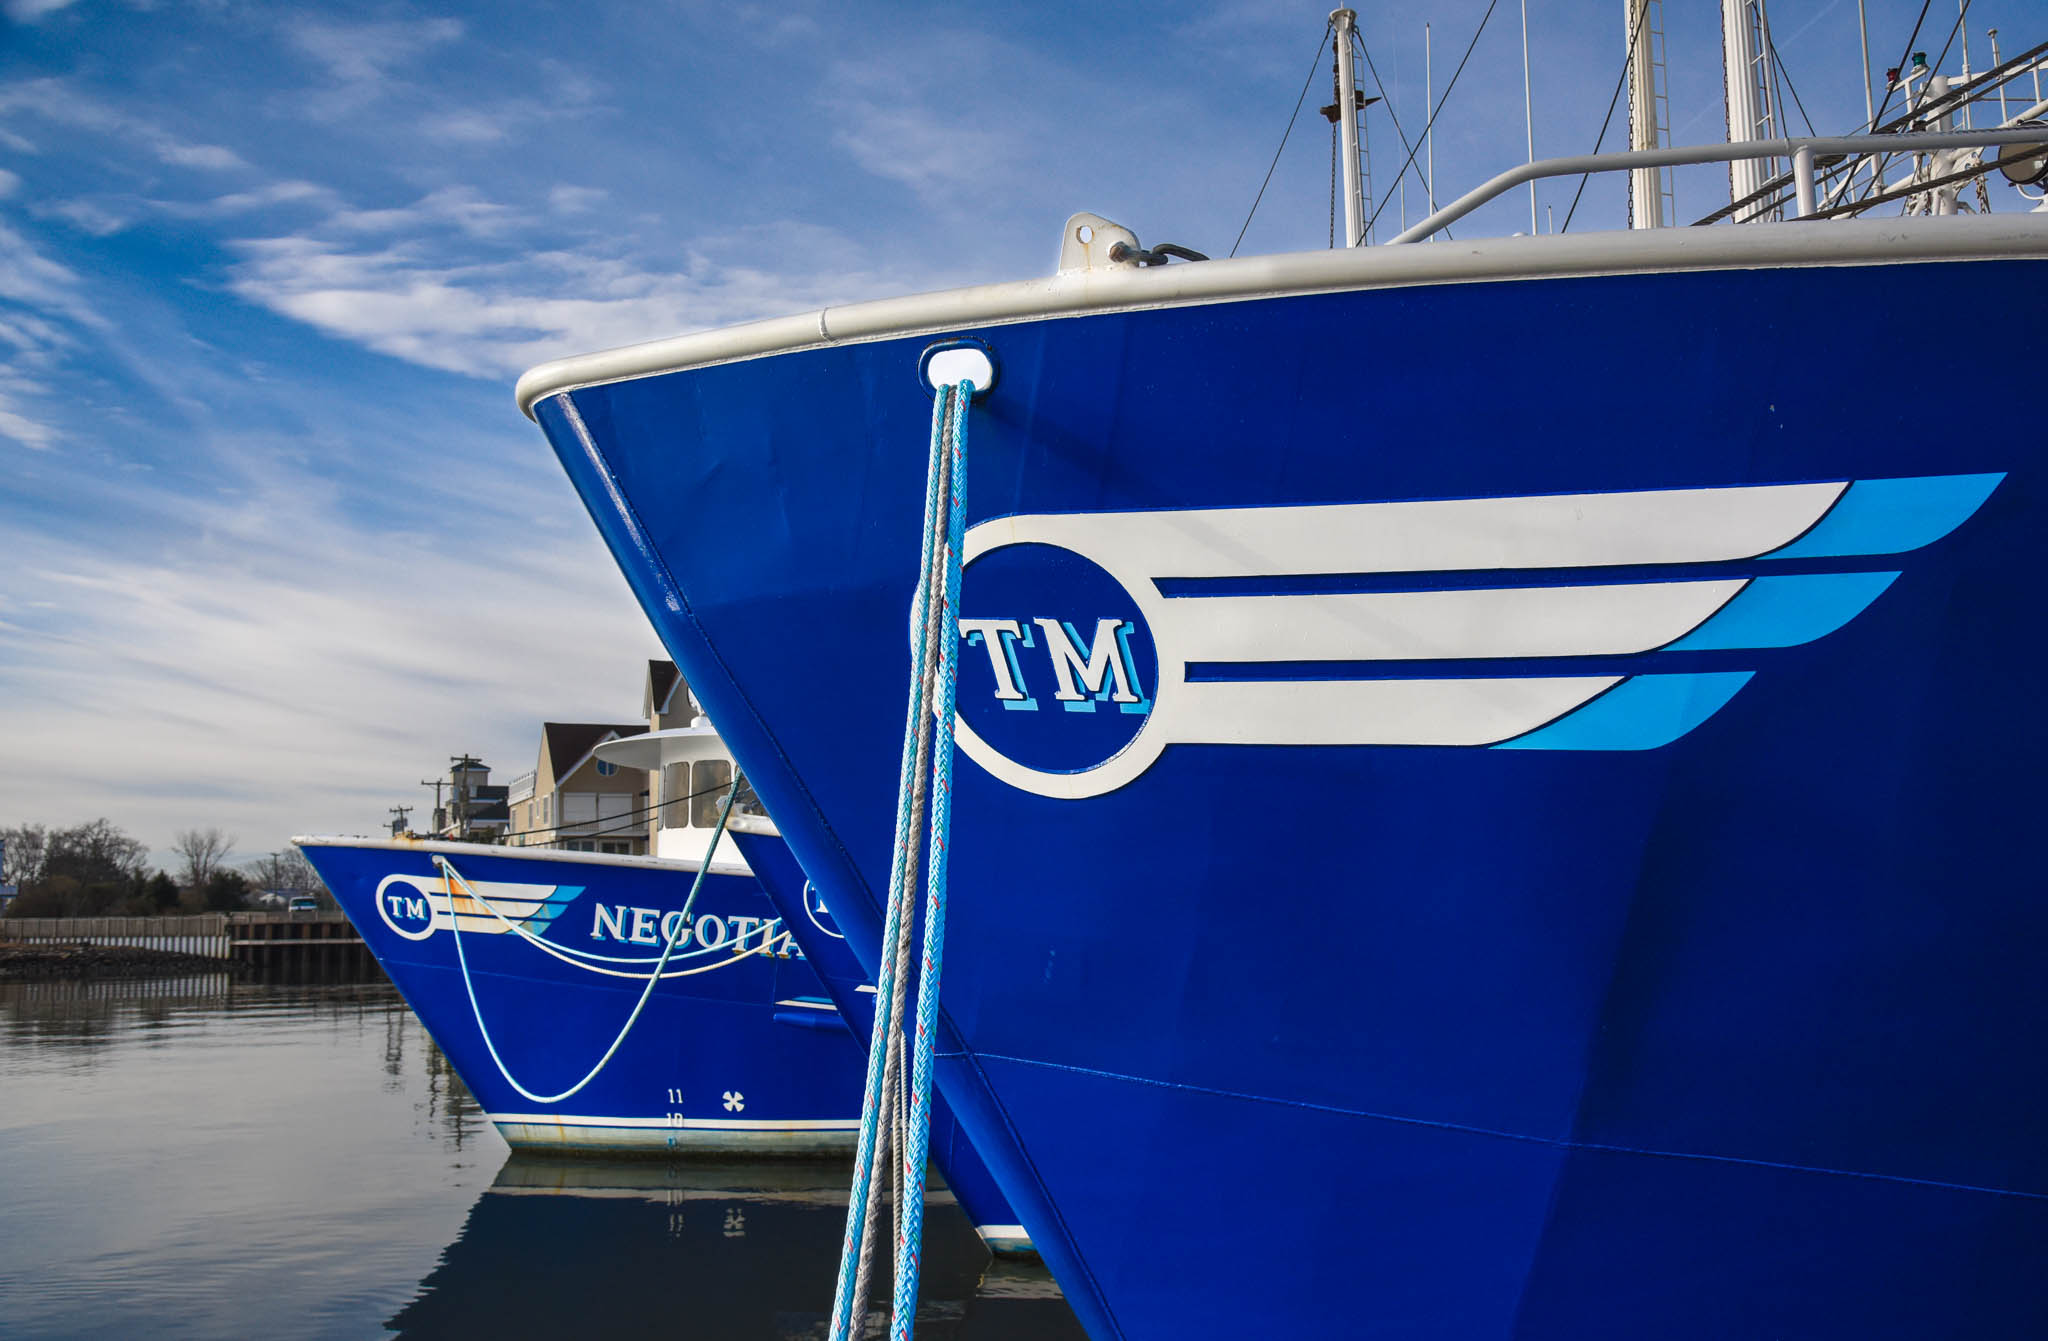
1766, 473, 2003, 559
1494, 671, 1754, 751
521, 885, 583, 932
1664, 571, 1899, 651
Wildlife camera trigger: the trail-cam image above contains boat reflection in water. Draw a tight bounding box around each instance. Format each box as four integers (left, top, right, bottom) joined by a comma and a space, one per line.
388, 1155, 1084, 1339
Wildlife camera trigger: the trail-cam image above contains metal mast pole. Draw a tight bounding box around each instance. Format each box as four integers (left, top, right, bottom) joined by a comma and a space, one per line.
1856, 0, 1876, 128
1722, 0, 1772, 218
1425, 22, 1436, 216
1332, 9, 1366, 246
1520, 0, 1537, 232
1626, 0, 1664, 227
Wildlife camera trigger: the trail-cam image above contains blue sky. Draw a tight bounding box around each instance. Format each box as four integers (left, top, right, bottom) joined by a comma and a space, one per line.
0, 0, 2025, 869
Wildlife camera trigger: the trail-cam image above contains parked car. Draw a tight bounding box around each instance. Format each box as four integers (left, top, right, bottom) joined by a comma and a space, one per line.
287, 895, 319, 916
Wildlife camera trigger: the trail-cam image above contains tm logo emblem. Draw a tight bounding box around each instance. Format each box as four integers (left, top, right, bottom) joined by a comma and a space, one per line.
373, 874, 441, 942
959, 618, 1150, 714
954, 542, 1159, 779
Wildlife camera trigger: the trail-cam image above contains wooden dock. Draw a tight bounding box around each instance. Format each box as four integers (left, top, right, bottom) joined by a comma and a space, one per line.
226, 912, 375, 976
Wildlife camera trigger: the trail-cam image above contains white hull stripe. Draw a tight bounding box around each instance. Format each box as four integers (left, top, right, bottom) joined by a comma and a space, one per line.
965, 481, 1848, 578
1165, 579, 1745, 663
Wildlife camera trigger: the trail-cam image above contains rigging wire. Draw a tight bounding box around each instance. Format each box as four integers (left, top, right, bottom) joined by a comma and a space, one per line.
1349, 29, 1431, 240
1560, 2, 1651, 233
1360, 0, 1498, 242
1856, 0, 1967, 207
1329, 116, 1338, 249
1868, 0, 1934, 131
1231, 21, 1332, 258
1766, 35, 1820, 136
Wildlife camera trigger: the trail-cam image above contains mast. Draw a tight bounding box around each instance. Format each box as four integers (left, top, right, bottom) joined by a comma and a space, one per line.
1721, 0, 1776, 219
1331, 9, 1365, 246
1425, 22, 1435, 217
1625, 0, 1666, 227
1856, 0, 1876, 128
1520, 0, 1537, 232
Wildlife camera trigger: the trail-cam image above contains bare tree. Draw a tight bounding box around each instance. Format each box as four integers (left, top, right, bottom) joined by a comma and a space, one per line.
1, 824, 49, 888
243, 849, 328, 899
45, 819, 150, 887
172, 827, 237, 890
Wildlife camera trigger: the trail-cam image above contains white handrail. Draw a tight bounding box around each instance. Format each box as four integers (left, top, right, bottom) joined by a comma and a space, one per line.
1387, 127, 2048, 244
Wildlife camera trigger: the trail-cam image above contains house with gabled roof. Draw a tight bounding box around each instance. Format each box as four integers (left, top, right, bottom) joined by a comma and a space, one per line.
645, 658, 696, 731
508, 720, 650, 853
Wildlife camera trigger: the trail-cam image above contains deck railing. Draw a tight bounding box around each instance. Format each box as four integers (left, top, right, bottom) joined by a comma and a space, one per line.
1389, 126, 2048, 244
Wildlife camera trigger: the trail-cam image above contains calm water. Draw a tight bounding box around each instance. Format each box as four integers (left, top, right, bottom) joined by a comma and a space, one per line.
0, 975, 1085, 1339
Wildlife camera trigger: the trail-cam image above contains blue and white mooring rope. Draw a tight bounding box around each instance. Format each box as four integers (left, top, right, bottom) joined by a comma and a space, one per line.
437, 772, 743, 1105
828, 379, 971, 1341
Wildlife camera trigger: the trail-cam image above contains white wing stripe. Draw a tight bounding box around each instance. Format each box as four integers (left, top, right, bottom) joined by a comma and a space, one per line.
965, 481, 1846, 577
1159, 579, 1745, 664
1171, 677, 1619, 747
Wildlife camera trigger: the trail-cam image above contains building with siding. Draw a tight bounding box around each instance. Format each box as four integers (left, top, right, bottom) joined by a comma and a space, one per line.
508, 721, 650, 853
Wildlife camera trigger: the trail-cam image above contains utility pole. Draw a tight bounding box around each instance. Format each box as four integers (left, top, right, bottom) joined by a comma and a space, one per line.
419, 776, 447, 826
388, 806, 412, 838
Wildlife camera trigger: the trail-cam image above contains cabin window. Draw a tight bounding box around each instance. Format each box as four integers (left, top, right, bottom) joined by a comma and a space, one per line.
691, 760, 732, 828
663, 764, 689, 827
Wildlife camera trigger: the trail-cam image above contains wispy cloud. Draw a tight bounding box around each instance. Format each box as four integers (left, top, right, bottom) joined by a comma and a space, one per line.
547, 185, 607, 214
31, 196, 132, 236
4, 0, 81, 22
0, 78, 249, 172
0, 387, 59, 449
0, 474, 663, 857
829, 97, 1011, 201
175, 180, 341, 218
0, 218, 103, 447
223, 202, 937, 378
285, 17, 465, 87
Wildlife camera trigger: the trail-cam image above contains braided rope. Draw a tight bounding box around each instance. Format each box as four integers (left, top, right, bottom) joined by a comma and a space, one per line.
890, 381, 969, 1339
851, 439, 951, 1334
828, 382, 958, 1341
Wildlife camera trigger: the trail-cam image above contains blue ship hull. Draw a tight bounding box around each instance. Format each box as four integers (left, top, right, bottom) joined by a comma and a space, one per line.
729, 824, 1032, 1256
296, 838, 865, 1154
529, 250, 2048, 1337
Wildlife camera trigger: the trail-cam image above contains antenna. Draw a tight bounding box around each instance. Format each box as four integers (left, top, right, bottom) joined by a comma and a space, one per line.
1520, 0, 1537, 232
1425, 22, 1435, 216
1857, 0, 1877, 128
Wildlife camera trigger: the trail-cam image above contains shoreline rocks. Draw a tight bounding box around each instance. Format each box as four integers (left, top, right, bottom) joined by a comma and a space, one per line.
0, 940, 249, 981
